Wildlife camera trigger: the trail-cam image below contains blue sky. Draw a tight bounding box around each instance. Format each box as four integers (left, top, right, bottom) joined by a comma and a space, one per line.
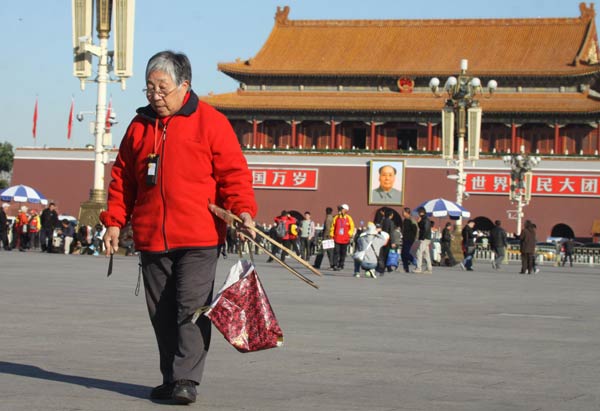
0, 0, 594, 148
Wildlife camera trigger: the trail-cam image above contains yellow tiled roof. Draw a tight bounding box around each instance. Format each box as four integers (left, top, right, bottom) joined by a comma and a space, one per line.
200, 90, 600, 114
218, 4, 600, 78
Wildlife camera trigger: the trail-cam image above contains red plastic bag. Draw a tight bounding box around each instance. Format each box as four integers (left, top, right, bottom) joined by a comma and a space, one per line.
206, 260, 283, 353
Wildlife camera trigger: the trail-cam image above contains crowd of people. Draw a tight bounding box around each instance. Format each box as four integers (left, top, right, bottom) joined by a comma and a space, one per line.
251, 204, 437, 278
1, 202, 61, 252
238, 204, 550, 279
0, 197, 554, 277
0, 201, 127, 257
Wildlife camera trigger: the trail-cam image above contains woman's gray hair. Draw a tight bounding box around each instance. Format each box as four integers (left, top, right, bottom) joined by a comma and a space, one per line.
145, 50, 192, 87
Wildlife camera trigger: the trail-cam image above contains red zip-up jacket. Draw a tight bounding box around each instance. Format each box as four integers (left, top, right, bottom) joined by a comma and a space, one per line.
100, 92, 257, 252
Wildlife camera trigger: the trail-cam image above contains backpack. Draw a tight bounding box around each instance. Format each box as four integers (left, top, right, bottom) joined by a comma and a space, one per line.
275, 220, 286, 239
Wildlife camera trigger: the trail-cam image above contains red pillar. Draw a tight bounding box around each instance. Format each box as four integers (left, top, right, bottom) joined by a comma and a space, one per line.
554, 123, 561, 154
330, 121, 336, 148
427, 122, 433, 151
291, 120, 297, 148
511, 123, 517, 153
252, 119, 258, 147
370, 121, 376, 149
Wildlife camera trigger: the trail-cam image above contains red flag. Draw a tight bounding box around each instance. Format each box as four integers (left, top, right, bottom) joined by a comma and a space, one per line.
105, 97, 112, 131
32, 98, 38, 139
67, 98, 74, 140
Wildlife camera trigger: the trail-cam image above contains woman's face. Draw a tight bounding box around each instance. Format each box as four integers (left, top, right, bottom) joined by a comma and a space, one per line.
145, 70, 189, 117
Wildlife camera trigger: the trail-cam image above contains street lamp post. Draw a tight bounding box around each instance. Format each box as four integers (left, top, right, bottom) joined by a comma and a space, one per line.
430, 59, 497, 253
71, 0, 134, 227
503, 153, 541, 235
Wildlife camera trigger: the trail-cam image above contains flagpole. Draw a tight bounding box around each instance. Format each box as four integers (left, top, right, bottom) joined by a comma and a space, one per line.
32, 97, 38, 146
67, 96, 74, 144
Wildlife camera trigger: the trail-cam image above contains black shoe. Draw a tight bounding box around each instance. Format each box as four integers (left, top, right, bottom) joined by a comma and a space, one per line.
172, 380, 197, 404
150, 382, 175, 400
266, 257, 274, 263
466, 268, 474, 271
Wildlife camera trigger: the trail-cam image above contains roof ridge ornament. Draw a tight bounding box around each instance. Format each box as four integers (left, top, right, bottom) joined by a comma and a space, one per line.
275, 6, 290, 26
580, 2, 595, 20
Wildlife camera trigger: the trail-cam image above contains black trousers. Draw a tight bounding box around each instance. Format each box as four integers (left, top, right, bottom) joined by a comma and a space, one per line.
40, 228, 54, 251
300, 237, 311, 260
440, 241, 456, 266
333, 242, 349, 268
521, 252, 535, 273
141, 248, 218, 385
562, 252, 573, 266
401, 240, 415, 272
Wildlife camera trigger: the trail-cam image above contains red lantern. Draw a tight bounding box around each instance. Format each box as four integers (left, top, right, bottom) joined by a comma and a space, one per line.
397, 77, 414, 93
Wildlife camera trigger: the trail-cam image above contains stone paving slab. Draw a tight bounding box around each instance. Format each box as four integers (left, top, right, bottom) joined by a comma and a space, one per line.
1, 250, 599, 410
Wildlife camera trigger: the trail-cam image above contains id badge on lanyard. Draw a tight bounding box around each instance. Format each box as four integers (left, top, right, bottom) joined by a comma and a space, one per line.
147, 119, 166, 187
146, 153, 160, 186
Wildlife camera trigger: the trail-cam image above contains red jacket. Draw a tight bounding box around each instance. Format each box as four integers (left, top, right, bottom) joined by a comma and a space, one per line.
100, 92, 257, 252
274, 215, 297, 241
330, 213, 355, 244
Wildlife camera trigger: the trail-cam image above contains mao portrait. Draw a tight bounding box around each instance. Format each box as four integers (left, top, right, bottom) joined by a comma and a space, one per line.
369, 160, 405, 205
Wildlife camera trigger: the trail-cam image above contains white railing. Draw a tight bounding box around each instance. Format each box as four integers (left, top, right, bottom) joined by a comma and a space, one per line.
474, 247, 600, 266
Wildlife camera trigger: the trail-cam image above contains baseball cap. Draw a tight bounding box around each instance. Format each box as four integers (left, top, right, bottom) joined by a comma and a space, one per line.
340, 204, 349, 211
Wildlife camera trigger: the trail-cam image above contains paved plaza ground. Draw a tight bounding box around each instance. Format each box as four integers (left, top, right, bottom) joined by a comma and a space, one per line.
1, 250, 599, 411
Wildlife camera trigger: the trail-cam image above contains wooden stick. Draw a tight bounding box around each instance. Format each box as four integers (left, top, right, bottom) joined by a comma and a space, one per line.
209, 203, 323, 277
238, 231, 318, 289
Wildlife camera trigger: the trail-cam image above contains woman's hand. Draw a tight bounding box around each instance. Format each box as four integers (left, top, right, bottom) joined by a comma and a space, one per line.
237, 212, 256, 240
103, 226, 121, 256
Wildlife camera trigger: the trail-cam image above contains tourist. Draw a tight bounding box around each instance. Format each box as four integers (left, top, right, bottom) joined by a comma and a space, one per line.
101, 50, 257, 404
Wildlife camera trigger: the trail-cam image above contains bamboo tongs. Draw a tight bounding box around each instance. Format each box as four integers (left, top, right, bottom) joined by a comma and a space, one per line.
209, 203, 321, 289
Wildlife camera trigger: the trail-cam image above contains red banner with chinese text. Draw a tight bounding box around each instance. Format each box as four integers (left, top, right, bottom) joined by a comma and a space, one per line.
250, 168, 318, 190
466, 173, 600, 197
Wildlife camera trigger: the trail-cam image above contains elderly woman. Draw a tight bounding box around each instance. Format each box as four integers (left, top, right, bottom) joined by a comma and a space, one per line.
101, 51, 257, 404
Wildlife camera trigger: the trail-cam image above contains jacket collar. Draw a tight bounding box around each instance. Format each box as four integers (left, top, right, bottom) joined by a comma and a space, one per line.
136, 90, 199, 122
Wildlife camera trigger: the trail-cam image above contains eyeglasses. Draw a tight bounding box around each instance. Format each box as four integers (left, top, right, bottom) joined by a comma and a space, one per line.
142, 85, 179, 99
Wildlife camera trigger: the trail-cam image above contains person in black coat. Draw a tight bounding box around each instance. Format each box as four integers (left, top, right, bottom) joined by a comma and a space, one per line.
0, 203, 10, 250
440, 222, 456, 266
562, 238, 575, 267
460, 220, 476, 271
401, 207, 418, 273
40, 202, 59, 252
414, 207, 433, 273
489, 220, 508, 270
519, 220, 537, 274
378, 210, 397, 273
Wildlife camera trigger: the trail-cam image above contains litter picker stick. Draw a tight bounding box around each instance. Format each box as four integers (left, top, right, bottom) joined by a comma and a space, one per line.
238, 231, 318, 289
208, 203, 323, 277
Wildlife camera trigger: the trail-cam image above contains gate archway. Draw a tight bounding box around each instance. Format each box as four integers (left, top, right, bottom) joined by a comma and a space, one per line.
550, 223, 575, 239
473, 216, 494, 232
